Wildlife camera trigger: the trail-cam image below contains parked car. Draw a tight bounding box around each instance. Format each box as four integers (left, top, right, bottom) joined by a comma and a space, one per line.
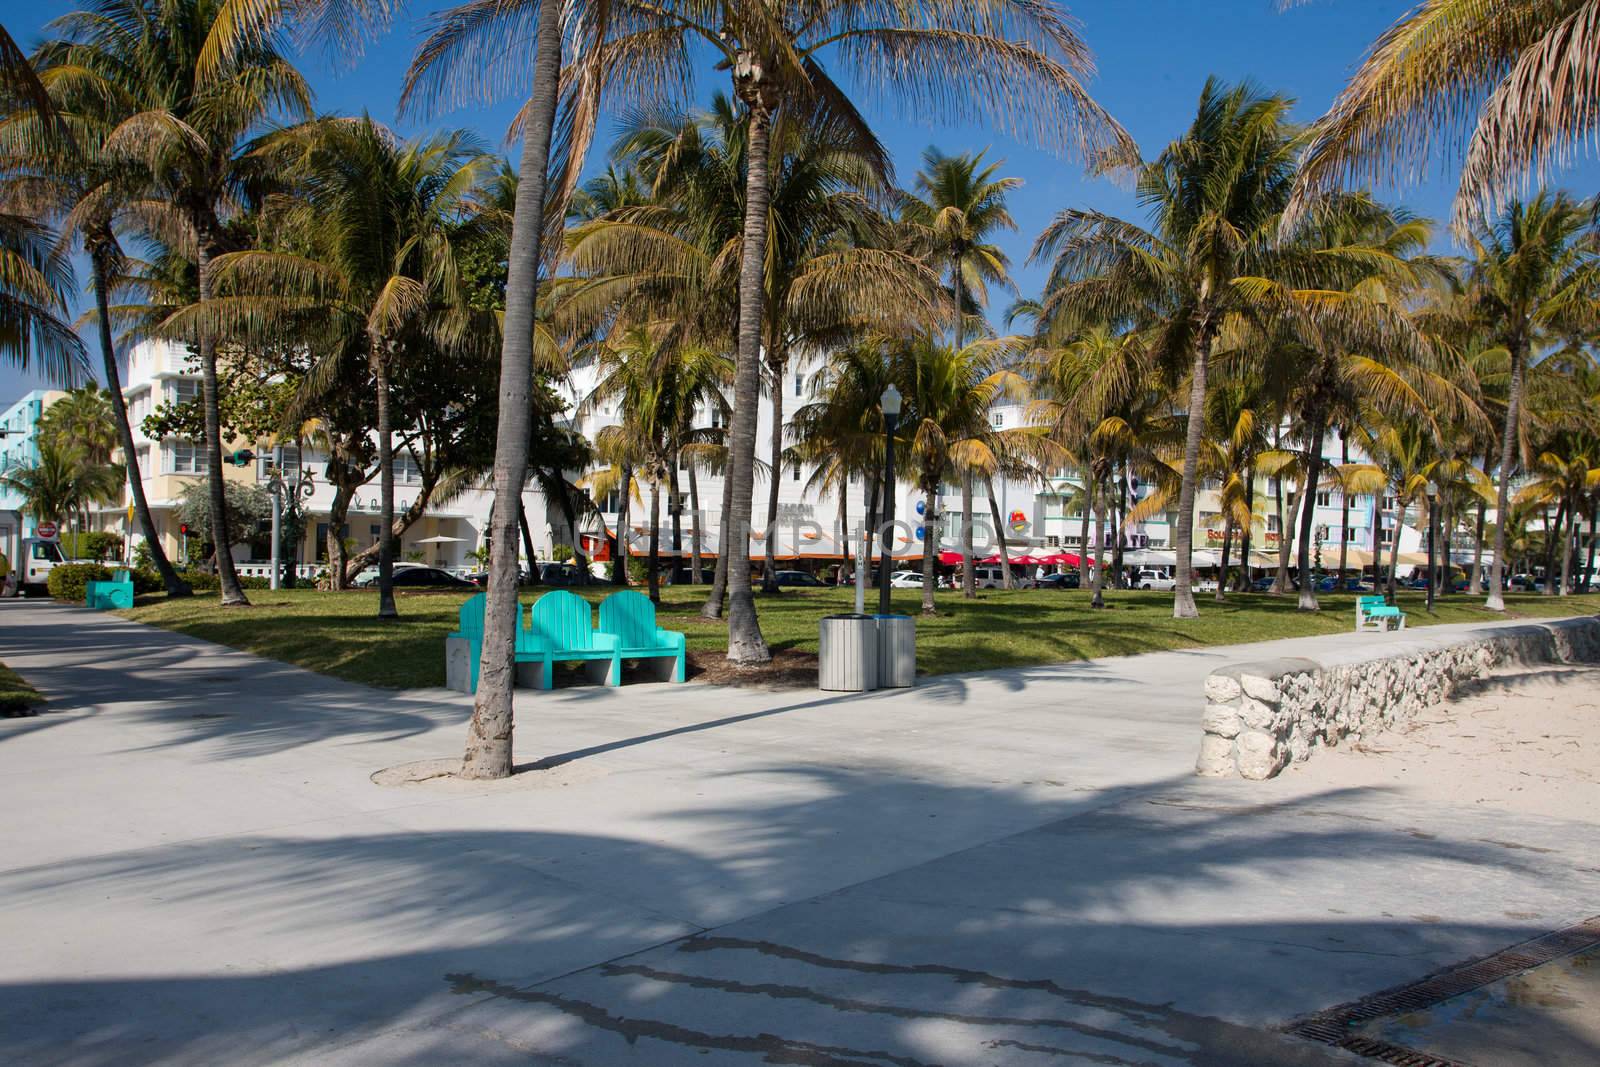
387, 566, 477, 588
888, 569, 931, 589
1036, 571, 1080, 590
537, 562, 587, 586
1249, 575, 1278, 592
352, 561, 426, 587
1132, 569, 1176, 591
773, 569, 825, 587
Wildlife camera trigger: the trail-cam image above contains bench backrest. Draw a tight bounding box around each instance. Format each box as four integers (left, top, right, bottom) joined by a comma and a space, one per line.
599, 590, 660, 648
530, 589, 600, 651
1357, 595, 1387, 609
112, 568, 132, 585
457, 592, 486, 640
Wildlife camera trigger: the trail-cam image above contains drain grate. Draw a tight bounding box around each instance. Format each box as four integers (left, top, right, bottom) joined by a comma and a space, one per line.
1284, 915, 1600, 1065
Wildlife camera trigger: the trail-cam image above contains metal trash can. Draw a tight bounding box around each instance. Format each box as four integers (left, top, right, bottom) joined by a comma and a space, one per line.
874, 613, 916, 688
818, 613, 878, 692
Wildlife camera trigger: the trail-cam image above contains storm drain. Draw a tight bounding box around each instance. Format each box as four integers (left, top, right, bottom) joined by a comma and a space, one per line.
1283, 914, 1600, 1065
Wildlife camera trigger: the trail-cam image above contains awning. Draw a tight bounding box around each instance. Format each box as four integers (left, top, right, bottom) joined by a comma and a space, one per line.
1123, 548, 1177, 567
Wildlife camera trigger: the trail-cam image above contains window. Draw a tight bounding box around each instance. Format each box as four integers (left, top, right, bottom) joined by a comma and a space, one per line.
1379, 527, 1395, 546
1316, 490, 1332, 508
258, 446, 302, 481
1346, 527, 1360, 542
1383, 495, 1398, 512
793, 372, 804, 398
169, 379, 201, 405
708, 405, 725, 429
165, 441, 208, 474
792, 463, 801, 482
990, 410, 1005, 429
392, 451, 422, 485
1267, 514, 1281, 534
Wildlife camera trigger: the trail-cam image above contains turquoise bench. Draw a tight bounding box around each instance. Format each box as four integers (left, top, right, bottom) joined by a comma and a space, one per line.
86, 569, 133, 610
449, 592, 548, 694
1356, 594, 1406, 632
598, 589, 686, 682
520, 589, 621, 690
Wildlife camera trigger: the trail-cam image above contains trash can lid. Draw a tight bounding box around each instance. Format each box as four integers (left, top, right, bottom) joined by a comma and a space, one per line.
822, 613, 876, 620
871, 613, 913, 620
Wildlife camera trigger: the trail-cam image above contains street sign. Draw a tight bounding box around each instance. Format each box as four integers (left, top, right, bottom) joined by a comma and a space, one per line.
36, 521, 58, 540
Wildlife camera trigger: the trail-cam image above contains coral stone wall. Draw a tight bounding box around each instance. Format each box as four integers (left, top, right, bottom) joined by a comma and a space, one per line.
1197, 616, 1600, 780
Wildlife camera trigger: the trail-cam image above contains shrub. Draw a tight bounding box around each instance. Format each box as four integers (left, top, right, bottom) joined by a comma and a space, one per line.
132, 540, 154, 571
130, 568, 164, 594
178, 569, 268, 592
62, 531, 123, 562
47, 563, 112, 602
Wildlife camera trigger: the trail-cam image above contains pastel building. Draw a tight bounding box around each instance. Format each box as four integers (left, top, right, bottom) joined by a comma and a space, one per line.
0, 389, 66, 566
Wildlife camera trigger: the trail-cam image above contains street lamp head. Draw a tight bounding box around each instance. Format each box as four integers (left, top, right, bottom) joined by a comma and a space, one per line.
1425, 480, 1438, 500
880, 383, 902, 422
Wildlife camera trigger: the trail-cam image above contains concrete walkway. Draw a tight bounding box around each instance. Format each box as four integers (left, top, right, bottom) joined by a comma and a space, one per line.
1, 600, 1596, 1065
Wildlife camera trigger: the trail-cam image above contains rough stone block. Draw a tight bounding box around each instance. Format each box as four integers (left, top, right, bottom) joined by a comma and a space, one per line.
1235, 729, 1287, 780
1195, 733, 1236, 777
1239, 696, 1276, 731
1204, 673, 1242, 702
1240, 673, 1281, 702
1201, 703, 1242, 739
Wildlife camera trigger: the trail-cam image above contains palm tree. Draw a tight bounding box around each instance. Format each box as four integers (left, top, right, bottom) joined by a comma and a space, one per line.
572, 0, 1132, 662
181, 117, 496, 618
890, 336, 1029, 615
44, 0, 313, 607
1031, 79, 1302, 618
0, 441, 121, 535
35, 385, 118, 464
1290, 0, 1600, 228
901, 147, 1020, 597
0, 211, 86, 382
1463, 194, 1598, 608
1516, 438, 1600, 596
0, 65, 192, 594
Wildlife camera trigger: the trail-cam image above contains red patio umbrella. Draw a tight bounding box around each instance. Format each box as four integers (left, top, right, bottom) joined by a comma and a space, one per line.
1039, 551, 1080, 566
937, 550, 966, 565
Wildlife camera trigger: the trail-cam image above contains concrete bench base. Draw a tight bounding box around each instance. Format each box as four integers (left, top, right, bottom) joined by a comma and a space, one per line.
445, 636, 472, 694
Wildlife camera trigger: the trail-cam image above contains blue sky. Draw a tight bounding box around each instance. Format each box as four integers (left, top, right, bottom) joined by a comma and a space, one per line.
5, 0, 1599, 406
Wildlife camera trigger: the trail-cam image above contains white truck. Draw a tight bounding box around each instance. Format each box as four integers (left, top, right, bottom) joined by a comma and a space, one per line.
14, 536, 71, 594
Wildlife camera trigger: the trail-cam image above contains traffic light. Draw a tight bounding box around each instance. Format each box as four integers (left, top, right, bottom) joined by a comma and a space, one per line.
179, 523, 190, 537
227, 448, 256, 467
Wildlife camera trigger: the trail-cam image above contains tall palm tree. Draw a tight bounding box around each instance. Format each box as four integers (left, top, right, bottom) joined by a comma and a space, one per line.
901, 147, 1020, 597
181, 117, 496, 618
1031, 79, 1300, 618
1, 58, 192, 594
0, 441, 121, 535
891, 335, 1029, 615
1516, 437, 1600, 596
1290, 0, 1600, 228
1463, 193, 1598, 609
35, 385, 118, 464
44, 0, 313, 607
578, 0, 1132, 661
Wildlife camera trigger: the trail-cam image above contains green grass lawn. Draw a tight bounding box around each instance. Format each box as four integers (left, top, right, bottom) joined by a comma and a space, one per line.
0, 662, 46, 713
117, 583, 1600, 690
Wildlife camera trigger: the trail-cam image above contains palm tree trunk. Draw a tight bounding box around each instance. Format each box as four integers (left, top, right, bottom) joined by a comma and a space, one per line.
459, 0, 561, 780
1486, 339, 1526, 610
835, 481, 848, 586
1471, 446, 1490, 593
1077, 466, 1092, 587
1215, 516, 1232, 603
1272, 435, 1292, 594
1336, 436, 1350, 590
920, 482, 937, 615
688, 460, 703, 584
552, 472, 587, 584
1297, 408, 1327, 612
668, 455, 683, 582
1439, 496, 1454, 597
1559, 494, 1576, 596
648, 477, 662, 604
193, 229, 248, 607
722, 90, 774, 664
615, 465, 633, 585
517, 499, 536, 579
1237, 468, 1255, 592
702, 466, 732, 613
1171, 322, 1214, 618
1584, 499, 1598, 593
987, 478, 1013, 588
90, 243, 188, 597
1387, 497, 1404, 604
1543, 500, 1563, 596
961, 469, 976, 597
1090, 473, 1106, 609
373, 353, 398, 619
862, 470, 880, 589
1115, 466, 1129, 588
761, 352, 783, 594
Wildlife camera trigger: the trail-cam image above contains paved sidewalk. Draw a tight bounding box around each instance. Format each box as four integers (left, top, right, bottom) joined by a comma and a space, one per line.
1, 600, 1596, 1064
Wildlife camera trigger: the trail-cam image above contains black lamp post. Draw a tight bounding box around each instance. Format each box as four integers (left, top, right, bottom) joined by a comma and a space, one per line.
1425, 479, 1439, 612
877, 384, 902, 616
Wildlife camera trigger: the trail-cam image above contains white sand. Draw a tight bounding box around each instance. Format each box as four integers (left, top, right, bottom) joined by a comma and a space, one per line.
1276, 664, 1600, 821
